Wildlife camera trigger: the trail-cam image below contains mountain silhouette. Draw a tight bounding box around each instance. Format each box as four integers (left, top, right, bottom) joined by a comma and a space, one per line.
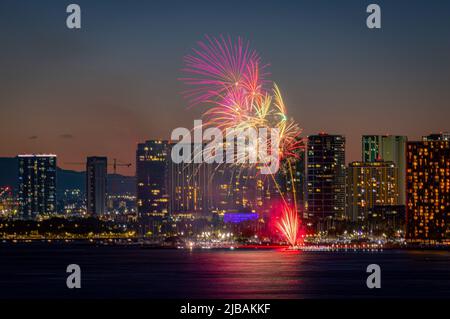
0, 157, 135, 195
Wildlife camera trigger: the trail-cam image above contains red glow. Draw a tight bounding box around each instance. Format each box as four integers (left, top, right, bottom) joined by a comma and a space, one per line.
271, 202, 303, 248
276, 205, 300, 247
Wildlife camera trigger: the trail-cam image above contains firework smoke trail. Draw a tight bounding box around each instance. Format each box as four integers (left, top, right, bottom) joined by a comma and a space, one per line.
181, 35, 305, 246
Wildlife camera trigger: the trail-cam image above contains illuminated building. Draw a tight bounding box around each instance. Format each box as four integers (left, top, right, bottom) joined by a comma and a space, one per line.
223, 211, 258, 223
367, 205, 405, 236
59, 188, 85, 217
306, 133, 346, 226
207, 140, 273, 216
212, 164, 252, 211
0, 186, 18, 217
223, 208, 262, 238
362, 135, 407, 204
168, 143, 212, 216
18, 154, 57, 220
210, 163, 273, 219
277, 147, 306, 216
86, 156, 107, 216
346, 161, 398, 222
406, 134, 450, 243
422, 132, 450, 141
136, 140, 169, 218
107, 193, 137, 218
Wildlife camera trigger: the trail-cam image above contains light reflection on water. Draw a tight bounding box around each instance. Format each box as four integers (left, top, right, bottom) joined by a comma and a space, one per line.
0, 245, 449, 298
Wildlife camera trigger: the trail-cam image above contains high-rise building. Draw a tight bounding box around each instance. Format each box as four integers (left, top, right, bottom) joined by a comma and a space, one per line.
346, 161, 398, 222
0, 186, 18, 218
168, 143, 212, 216
136, 140, 169, 218
367, 205, 405, 236
18, 154, 57, 219
362, 135, 382, 162
200, 139, 275, 217
86, 156, 107, 216
211, 164, 266, 213
422, 132, 450, 141
306, 133, 346, 224
277, 149, 307, 215
406, 134, 450, 243
362, 135, 407, 204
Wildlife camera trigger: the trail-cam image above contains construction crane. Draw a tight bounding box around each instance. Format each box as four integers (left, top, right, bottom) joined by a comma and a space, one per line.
111, 159, 132, 175
65, 158, 132, 174
109, 159, 132, 195
65, 158, 132, 195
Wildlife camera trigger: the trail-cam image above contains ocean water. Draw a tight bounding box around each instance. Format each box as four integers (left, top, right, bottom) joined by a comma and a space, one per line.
0, 244, 449, 299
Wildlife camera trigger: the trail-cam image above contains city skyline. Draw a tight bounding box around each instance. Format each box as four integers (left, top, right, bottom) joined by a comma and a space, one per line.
1, 0, 450, 176
2, 131, 447, 176
1, 0, 450, 305
6, 131, 449, 244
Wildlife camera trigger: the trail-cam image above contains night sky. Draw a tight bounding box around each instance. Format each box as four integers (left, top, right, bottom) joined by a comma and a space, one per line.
1, 0, 449, 175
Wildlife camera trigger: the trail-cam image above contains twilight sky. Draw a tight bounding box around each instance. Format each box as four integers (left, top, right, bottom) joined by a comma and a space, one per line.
1, 0, 449, 175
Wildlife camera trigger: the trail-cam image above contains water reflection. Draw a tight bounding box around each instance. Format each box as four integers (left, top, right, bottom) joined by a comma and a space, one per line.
0, 245, 449, 298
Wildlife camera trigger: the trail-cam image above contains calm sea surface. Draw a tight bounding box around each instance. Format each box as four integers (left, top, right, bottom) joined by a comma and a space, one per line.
0, 244, 449, 299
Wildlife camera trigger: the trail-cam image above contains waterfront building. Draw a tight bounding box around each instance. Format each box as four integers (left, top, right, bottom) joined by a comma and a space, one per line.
306, 133, 346, 226
86, 156, 107, 216
168, 143, 212, 216
346, 161, 398, 222
136, 140, 169, 218
367, 205, 405, 236
362, 135, 407, 204
406, 134, 450, 243
18, 154, 57, 219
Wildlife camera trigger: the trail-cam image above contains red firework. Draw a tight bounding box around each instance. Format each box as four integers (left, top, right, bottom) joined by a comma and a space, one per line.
181, 36, 305, 246
275, 204, 301, 247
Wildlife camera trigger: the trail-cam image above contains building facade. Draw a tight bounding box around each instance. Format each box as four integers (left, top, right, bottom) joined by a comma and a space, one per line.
277, 149, 307, 216
86, 156, 107, 216
362, 135, 407, 205
210, 164, 272, 214
422, 133, 450, 142
306, 133, 346, 225
18, 154, 57, 219
136, 140, 169, 218
346, 161, 398, 222
406, 134, 450, 243
0, 186, 18, 218
168, 143, 212, 216
367, 205, 405, 237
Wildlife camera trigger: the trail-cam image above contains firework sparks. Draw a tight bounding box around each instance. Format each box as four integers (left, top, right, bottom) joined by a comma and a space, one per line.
181, 35, 304, 247
182, 35, 304, 166
276, 204, 301, 248
181, 35, 269, 107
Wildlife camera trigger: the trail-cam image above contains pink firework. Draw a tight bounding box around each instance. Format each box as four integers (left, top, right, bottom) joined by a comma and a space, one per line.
181, 35, 304, 168
181, 35, 270, 107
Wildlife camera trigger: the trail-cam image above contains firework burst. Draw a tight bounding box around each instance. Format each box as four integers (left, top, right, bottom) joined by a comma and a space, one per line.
181, 35, 305, 247
182, 35, 304, 165
181, 35, 269, 107
276, 204, 301, 247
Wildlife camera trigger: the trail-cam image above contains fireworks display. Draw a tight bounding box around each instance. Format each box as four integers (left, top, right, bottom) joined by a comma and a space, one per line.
182, 35, 304, 164
182, 35, 269, 107
275, 204, 301, 248
182, 35, 304, 247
